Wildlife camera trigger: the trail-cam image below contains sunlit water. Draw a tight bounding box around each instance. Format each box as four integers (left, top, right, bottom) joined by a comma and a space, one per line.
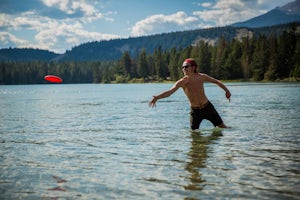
0, 83, 299, 199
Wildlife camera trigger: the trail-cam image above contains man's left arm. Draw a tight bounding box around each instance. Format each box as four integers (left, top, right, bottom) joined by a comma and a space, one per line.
203, 74, 231, 102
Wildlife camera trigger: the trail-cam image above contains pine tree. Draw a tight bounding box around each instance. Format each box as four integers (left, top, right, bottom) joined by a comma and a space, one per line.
119, 51, 132, 76
264, 34, 279, 80
168, 47, 180, 80
211, 36, 228, 79
278, 29, 297, 79
137, 49, 149, 78
198, 41, 212, 74
251, 35, 269, 81
153, 46, 166, 79
223, 39, 243, 79
241, 36, 254, 80
291, 34, 300, 79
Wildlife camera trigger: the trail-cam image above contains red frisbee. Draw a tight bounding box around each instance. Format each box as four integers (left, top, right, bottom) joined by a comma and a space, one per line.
44, 75, 63, 83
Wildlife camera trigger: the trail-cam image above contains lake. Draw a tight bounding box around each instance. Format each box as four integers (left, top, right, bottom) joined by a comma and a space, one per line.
0, 83, 299, 199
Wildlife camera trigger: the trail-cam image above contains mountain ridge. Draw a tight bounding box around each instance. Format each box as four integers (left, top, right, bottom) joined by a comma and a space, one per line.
1, 1, 300, 62
232, 0, 300, 28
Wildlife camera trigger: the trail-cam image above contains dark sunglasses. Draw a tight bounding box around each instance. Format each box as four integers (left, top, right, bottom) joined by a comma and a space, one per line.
182, 65, 191, 69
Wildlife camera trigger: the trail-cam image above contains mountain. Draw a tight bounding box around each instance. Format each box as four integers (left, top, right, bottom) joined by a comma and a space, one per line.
0, 48, 59, 62
1, 23, 298, 62
0, 26, 241, 62
0, 0, 300, 62
1, 0, 300, 62
46, 23, 300, 62
58, 26, 238, 62
232, 0, 300, 28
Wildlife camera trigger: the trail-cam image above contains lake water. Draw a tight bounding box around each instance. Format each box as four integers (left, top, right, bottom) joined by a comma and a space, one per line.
0, 83, 299, 199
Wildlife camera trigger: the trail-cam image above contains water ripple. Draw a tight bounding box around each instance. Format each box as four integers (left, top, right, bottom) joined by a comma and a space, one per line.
0, 83, 299, 199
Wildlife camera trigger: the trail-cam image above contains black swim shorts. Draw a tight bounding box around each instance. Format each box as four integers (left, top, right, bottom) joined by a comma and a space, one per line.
190, 101, 223, 130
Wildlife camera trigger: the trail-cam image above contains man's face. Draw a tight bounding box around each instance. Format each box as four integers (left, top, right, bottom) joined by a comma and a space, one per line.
182, 62, 193, 75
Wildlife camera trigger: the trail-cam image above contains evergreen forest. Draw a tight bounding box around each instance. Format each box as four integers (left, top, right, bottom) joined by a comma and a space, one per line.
0, 25, 299, 84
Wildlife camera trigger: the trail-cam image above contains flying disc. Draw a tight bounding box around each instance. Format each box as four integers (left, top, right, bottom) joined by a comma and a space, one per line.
44, 75, 63, 83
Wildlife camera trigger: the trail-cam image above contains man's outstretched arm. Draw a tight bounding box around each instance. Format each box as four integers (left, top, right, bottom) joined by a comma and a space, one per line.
149, 80, 183, 107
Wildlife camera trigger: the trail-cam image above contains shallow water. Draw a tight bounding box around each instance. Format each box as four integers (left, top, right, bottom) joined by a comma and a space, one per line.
0, 83, 299, 199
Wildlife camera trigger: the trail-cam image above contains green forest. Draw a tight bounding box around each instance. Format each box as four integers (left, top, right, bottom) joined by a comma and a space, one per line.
1, 26, 299, 84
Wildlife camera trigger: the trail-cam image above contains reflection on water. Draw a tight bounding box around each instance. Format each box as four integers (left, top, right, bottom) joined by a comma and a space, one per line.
185, 130, 223, 191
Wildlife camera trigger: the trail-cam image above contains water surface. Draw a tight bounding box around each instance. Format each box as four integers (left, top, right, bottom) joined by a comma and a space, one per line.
0, 83, 299, 199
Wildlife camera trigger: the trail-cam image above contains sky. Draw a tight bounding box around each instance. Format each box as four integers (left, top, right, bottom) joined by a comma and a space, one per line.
0, 0, 293, 53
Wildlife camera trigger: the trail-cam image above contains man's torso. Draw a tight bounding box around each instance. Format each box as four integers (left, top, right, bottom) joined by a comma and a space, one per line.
181, 73, 209, 107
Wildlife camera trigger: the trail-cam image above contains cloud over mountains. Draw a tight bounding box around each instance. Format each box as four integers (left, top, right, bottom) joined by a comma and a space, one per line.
0, 0, 292, 53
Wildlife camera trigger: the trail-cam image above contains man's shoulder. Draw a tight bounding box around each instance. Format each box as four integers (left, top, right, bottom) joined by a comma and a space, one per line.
197, 73, 210, 80
197, 73, 208, 77
176, 76, 189, 86
177, 76, 189, 81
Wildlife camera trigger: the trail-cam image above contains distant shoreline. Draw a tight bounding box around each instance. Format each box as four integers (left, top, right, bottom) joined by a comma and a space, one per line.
0, 78, 299, 85
107, 78, 300, 84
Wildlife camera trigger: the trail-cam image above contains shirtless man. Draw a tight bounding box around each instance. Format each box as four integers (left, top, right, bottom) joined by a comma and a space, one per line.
149, 58, 231, 130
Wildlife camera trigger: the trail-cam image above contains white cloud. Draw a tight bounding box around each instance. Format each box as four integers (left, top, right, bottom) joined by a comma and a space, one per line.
0, 12, 119, 53
130, 11, 198, 36
41, 0, 107, 22
42, 0, 93, 15
0, 31, 50, 50
130, 0, 280, 37
0, 1, 119, 53
201, 2, 213, 8
0, 32, 29, 47
34, 21, 120, 53
193, 0, 271, 26
1, 0, 293, 53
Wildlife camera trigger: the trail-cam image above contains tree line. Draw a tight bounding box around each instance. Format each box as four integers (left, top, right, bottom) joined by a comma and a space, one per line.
0, 26, 299, 84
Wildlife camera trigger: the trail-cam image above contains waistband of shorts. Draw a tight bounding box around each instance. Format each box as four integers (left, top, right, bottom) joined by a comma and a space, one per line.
191, 101, 210, 110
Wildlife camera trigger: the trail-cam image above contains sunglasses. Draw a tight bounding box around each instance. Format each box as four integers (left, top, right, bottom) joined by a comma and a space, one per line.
182, 65, 191, 69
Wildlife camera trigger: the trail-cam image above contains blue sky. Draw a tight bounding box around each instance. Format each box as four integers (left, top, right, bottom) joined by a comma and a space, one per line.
0, 0, 292, 53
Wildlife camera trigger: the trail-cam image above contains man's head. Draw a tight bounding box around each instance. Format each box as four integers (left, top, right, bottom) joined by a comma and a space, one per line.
182, 58, 197, 75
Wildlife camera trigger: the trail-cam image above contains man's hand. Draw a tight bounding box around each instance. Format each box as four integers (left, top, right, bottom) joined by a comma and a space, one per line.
149, 96, 157, 107
225, 90, 231, 102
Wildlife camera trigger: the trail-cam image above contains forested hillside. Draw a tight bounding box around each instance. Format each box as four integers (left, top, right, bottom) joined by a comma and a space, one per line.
49, 23, 300, 62
0, 48, 59, 62
1, 23, 299, 84
1, 23, 298, 62
60, 26, 239, 61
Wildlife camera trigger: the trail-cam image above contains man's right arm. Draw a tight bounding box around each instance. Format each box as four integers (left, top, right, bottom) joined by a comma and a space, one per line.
149, 79, 184, 107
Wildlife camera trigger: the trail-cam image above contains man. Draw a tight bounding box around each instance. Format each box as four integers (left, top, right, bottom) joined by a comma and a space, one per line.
149, 58, 231, 130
